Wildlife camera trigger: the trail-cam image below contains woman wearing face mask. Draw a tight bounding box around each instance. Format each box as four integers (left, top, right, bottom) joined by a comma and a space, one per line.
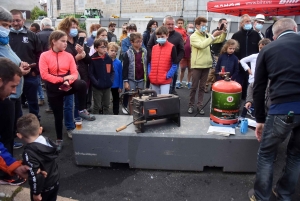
86, 24, 101, 47
89, 28, 108, 56
143, 20, 158, 48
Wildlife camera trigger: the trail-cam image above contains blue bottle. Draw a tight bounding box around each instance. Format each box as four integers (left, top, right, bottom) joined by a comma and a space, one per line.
240, 119, 248, 134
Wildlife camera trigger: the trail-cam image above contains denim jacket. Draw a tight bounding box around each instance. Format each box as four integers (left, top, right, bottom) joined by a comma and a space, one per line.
0, 44, 23, 99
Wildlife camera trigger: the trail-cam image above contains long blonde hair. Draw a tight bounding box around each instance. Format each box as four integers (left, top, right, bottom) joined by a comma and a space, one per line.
220, 39, 239, 55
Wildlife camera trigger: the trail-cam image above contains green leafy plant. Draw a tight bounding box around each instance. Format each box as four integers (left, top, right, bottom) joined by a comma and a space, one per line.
79, 22, 86, 31
30, 6, 47, 20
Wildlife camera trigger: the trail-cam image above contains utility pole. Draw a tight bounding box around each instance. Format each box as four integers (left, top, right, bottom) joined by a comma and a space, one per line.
74, 0, 76, 14
196, 0, 199, 17
119, 0, 122, 18
181, 0, 184, 17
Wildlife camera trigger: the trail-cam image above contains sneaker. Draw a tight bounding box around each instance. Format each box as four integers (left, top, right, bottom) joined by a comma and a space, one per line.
67, 129, 73, 139
197, 108, 205, 115
188, 107, 194, 114
187, 82, 192, 89
79, 109, 96, 121
56, 140, 63, 152
176, 82, 182, 89
122, 107, 128, 114
45, 108, 53, 114
247, 109, 255, 119
248, 189, 257, 201
38, 99, 45, 106
13, 142, 23, 149
0, 177, 26, 186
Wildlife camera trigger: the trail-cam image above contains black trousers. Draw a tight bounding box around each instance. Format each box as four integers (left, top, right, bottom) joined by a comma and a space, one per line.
30, 183, 59, 201
111, 88, 120, 115
47, 80, 87, 140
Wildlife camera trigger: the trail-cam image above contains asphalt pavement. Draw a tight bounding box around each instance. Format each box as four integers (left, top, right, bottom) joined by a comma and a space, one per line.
12, 79, 300, 201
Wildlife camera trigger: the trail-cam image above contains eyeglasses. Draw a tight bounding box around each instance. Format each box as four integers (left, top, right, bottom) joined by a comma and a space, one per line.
133, 41, 142, 44
12, 19, 22, 23
99, 46, 107, 49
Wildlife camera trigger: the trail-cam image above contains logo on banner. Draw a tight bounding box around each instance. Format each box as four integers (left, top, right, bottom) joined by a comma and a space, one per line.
214, 2, 240, 8
279, 0, 299, 4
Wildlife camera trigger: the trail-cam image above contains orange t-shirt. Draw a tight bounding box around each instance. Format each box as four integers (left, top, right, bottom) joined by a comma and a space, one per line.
174, 27, 187, 42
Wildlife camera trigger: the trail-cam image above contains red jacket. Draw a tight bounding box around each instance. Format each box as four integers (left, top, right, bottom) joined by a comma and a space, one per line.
149, 41, 174, 85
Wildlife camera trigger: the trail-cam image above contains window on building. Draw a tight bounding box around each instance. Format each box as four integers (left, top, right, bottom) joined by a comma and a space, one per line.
57, 0, 61, 10
106, 0, 116, 4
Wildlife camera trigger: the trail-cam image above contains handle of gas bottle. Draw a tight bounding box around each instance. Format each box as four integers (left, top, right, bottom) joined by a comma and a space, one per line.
116, 125, 127, 132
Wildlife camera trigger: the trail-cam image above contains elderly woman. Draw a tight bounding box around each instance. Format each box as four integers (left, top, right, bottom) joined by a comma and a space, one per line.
0, 6, 29, 185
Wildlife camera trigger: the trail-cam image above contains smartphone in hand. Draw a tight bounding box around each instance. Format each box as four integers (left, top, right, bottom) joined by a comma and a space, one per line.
219, 23, 225, 30
78, 37, 85, 46
59, 84, 72, 92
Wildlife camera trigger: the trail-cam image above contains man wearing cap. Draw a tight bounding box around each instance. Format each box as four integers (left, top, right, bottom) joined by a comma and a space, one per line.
253, 14, 265, 39
108, 22, 117, 42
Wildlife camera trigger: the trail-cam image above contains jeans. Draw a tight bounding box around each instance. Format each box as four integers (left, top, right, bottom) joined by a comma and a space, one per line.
254, 114, 300, 201
170, 65, 179, 92
64, 95, 75, 131
23, 76, 40, 120
37, 75, 45, 100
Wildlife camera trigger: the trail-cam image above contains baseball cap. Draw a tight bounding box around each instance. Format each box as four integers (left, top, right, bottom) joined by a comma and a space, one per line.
255, 14, 265, 22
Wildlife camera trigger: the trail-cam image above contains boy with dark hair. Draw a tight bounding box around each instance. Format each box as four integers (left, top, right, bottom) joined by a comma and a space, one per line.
174, 18, 187, 42
123, 32, 147, 99
16, 113, 59, 201
89, 39, 115, 114
148, 26, 177, 94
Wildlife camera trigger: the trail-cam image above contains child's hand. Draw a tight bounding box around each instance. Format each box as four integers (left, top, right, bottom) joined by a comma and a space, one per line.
118, 88, 122, 93
245, 102, 252, 109
247, 69, 252, 75
124, 82, 130, 90
63, 81, 70, 85
33, 194, 42, 201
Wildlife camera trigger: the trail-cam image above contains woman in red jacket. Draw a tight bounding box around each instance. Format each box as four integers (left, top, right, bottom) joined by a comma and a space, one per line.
39, 30, 95, 151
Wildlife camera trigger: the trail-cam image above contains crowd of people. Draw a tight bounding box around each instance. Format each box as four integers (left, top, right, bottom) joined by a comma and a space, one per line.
0, 4, 300, 201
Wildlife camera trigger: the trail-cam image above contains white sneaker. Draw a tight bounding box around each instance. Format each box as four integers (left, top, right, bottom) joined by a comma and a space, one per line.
122, 107, 128, 114
67, 129, 74, 139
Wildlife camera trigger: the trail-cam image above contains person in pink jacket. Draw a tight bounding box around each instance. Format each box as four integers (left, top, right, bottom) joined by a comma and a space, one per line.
39, 30, 95, 152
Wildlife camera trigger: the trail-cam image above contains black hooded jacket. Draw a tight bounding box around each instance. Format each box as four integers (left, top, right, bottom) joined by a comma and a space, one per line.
22, 137, 59, 195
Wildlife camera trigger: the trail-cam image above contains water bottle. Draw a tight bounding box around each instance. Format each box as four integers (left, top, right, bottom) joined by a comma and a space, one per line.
240, 119, 248, 134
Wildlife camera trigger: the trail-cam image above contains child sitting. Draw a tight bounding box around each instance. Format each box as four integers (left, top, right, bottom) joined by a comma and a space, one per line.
107, 42, 123, 115
17, 114, 59, 201
148, 26, 178, 94
215, 39, 239, 81
89, 39, 115, 114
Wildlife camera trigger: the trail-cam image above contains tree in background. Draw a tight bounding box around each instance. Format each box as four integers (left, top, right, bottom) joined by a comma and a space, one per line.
30, 6, 47, 20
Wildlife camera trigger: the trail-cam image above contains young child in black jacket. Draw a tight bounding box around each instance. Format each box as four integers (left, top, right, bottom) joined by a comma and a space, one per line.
17, 114, 59, 201
89, 39, 115, 114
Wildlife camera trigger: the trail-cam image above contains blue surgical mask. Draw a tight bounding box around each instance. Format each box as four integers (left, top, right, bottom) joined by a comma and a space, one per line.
10, 27, 23, 33
187, 28, 194, 34
200, 26, 207, 32
92, 31, 97, 37
255, 23, 263, 31
244, 23, 252, 31
156, 38, 167, 45
151, 28, 156, 32
0, 26, 10, 37
69, 28, 78, 37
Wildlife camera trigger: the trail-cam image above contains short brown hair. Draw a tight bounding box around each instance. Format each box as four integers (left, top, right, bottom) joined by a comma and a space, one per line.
0, 58, 22, 85
94, 39, 108, 48
89, 24, 101, 34
57, 16, 79, 34
258, 38, 271, 46
17, 114, 40, 138
129, 32, 142, 42
127, 23, 137, 31
49, 30, 67, 48
109, 22, 116, 27
176, 18, 184, 23
96, 28, 107, 38
108, 42, 119, 51
10, 9, 23, 19
195, 17, 207, 25
155, 26, 168, 36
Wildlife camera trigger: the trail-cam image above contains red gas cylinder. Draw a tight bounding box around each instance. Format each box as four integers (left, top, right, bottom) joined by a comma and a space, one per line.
210, 79, 242, 127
